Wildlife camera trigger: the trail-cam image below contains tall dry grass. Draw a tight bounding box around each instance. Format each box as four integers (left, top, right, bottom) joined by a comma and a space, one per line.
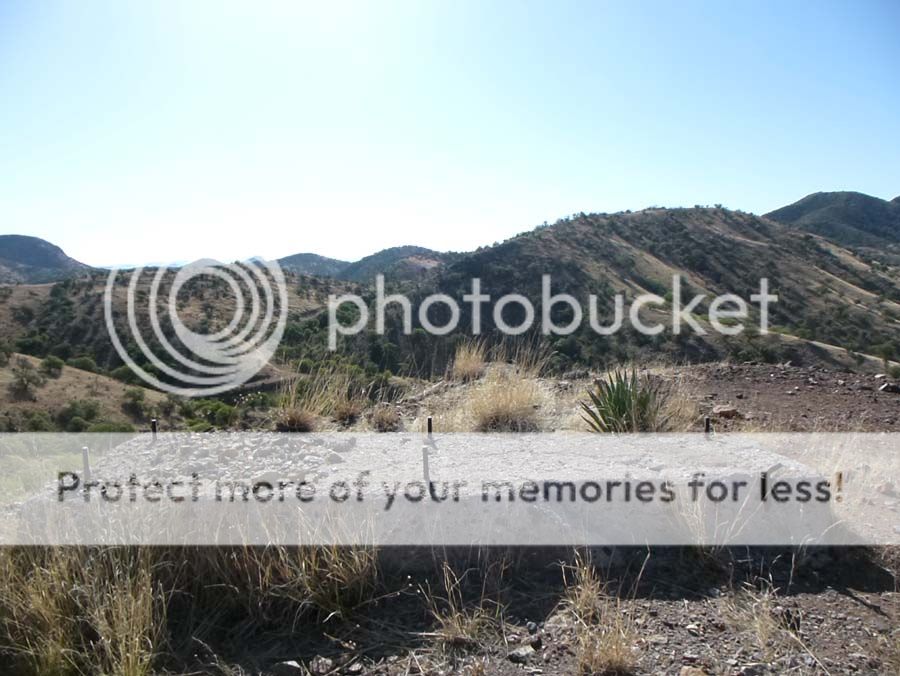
276, 362, 369, 431
450, 339, 487, 382
0, 546, 378, 675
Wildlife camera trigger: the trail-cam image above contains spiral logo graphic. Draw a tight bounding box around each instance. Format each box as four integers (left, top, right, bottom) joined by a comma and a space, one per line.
104, 259, 288, 397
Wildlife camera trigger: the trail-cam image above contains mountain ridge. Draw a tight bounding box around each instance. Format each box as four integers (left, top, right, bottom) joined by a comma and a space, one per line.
0, 235, 92, 284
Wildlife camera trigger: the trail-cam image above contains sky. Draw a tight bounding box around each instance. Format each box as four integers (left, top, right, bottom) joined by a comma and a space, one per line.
1, 1, 899, 267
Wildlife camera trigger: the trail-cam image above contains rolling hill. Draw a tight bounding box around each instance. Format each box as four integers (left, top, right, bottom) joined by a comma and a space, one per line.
766, 191, 900, 248
0, 235, 92, 283
279, 245, 460, 282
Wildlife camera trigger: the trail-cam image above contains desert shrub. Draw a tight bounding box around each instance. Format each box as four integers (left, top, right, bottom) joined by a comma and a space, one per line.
193, 399, 237, 428
25, 411, 55, 432
889, 365, 900, 380
370, 403, 401, 432
66, 356, 97, 373
9, 358, 44, 399
87, 422, 136, 433
274, 407, 316, 432
39, 355, 65, 378
56, 400, 100, 430
122, 388, 146, 418
581, 368, 670, 433
0, 341, 11, 367
470, 370, 542, 432
110, 365, 141, 384
450, 339, 486, 381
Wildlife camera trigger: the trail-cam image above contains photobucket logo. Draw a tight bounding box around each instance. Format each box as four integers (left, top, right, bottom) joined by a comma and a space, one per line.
327, 274, 777, 349
104, 259, 288, 397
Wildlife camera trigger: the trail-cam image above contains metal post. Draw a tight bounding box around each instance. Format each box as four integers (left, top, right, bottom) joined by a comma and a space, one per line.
704, 416, 712, 435
82, 446, 91, 483
151, 418, 158, 442
421, 445, 431, 484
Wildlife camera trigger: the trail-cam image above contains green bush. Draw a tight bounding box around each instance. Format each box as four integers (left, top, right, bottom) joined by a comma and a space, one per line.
9, 357, 44, 399
66, 356, 98, 373
0, 341, 11, 367
86, 422, 136, 433
40, 355, 65, 378
56, 399, 101, 429
581, 368, 669, 433
87, 423, 135, 433
65, 416, 90, 433
122, 387, 146, 418
25, 411, 55, 432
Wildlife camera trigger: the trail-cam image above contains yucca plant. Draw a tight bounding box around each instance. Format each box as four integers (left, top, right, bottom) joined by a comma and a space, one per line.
580, 368, 669, 433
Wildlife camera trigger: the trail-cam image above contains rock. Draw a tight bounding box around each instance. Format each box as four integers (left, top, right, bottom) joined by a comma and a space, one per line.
877, 482, 897, 497
508, 645, 536, 664
324, 451, 345, 464
875, 373, 887, 380
685, 623, 701, 636
272, 661, 305, 676
344, 663, 363, 675
530, 635, 543, 650
309, 656, 334, 675
712, 404, 742, 419
680, 668, 707, 676
647, 633, 668, 645
879, 383, 900, 394
526, 620, 538, 634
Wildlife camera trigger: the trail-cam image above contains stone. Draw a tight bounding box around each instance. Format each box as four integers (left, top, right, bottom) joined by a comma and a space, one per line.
879, 383, 900, 394
526, 620, 538, 634
680, 668, 707, 676
309, 656, 334, 675
325, 451, 345, 464
272, 661, 305, 676
508, 645, 536, 664
712, 404, 741, 419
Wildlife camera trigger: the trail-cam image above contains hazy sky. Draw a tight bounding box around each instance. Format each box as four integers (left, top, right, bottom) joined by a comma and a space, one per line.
1, 1, 898, 267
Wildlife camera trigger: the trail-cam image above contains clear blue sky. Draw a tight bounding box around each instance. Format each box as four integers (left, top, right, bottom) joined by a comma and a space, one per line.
1, 1, 898, 267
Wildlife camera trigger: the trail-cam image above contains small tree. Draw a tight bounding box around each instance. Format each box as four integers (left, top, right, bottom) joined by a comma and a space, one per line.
9, 357, 45, 399
122, 387, 146, 418
40, 355, 65, 378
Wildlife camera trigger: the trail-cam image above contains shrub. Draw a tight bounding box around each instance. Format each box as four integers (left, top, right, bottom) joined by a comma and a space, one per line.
65, 416, 90, 433
0, 341, 11, 367
889, 365, 900, 380
122, 388, 146, 418
275, 408, 316, 432
470, 370, 542, 432
370, 404, 401, 432
9, 357, 44, 399
39, 356, 65, 378
66, 356, 98, 373
25, 411, 55, 432
581, 368, 670, 433
87, 422, 136, 433
56, 400, 101, 429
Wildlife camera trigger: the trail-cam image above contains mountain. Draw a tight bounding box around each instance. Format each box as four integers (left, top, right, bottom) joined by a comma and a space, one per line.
0, 235, 92, 283
279, 245, 460, 282
278, 252, 349, 277
338, 245, 455, 282
765, 191, 900, 248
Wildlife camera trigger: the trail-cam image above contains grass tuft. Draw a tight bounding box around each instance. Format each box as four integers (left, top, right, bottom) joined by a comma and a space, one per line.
581, 368, 670, 433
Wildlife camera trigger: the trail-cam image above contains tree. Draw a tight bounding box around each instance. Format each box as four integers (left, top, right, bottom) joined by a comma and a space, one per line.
9, 357, 45, 399
40, 355, 65, 378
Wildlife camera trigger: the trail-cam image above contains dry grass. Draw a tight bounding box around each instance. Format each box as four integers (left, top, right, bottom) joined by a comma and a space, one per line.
469, 369, 543, 432
276, 362, 369, 431
0, 546, 379, 674
722, 581, 820, 668
0, 547, 164, 676
421, 563, 502, 657
370, 403, 402, 432
450, 339, 486, 382
562, 553, 639, 676
489, 339, 551, 379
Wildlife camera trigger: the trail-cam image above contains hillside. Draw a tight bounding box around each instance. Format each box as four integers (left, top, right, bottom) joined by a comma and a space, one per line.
766, 191, 900, 248
279, 245, 460, 282
0, 235, 92, 283
277, 252, 348, 277
313, 207, 900, 376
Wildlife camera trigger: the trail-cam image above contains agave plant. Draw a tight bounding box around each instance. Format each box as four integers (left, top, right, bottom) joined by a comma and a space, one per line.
580, 368, 669, 433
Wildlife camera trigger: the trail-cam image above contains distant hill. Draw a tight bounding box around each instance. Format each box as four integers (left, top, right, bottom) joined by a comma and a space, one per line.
277, 252, 349, 277
765, 191, 900, 247
0, 235, 92, 284
279, 245, 459, 282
